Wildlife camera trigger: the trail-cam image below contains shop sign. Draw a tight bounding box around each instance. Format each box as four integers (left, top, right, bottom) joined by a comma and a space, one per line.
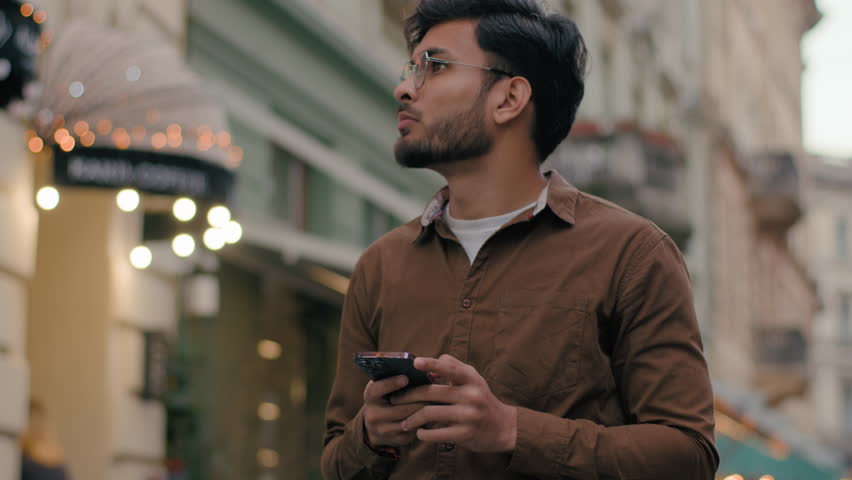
53, 146, 235, 204
141, 331, 169, 402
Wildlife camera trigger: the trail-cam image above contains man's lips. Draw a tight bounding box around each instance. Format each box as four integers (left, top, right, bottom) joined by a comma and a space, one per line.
397, 113, 418, 131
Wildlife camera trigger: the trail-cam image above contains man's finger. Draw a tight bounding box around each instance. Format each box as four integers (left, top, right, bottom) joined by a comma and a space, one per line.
389, 384, 454, 406
369, 403, 427, 423
413, 354, 475, 386
416, 424, 469, 444
364, 376, 409, 403
401, 405, 472, 432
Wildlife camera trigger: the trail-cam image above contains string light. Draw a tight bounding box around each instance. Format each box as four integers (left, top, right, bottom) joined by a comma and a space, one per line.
207, 206, 231, 228
113, 128, 130, 150
32, 10, 46, 24
20, 3, 34, 17
216, 131, 231, 147
54, 128, 69, 143
36, 186, 59, 210
131, 126, 146, 141
80, 131, 95, 147
151, 132, 167, 149
203, 228, 226, 251
129, 246, 152, 269
172, 234, 195, 258
68, 81, 85, 98
256, 449, 279, 468
223, 221, 242, 244
172, 198, 197, 221
257, 402, 280, 421
73, 121, 89, 136
96, 119, 112, 135
257, 340, 282, 360
59, 136, 75, 152
28, 137, 43, 153
116, 189, 140, 212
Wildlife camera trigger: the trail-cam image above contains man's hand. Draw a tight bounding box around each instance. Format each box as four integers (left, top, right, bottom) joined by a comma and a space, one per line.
389, 354, 518, 453
363, 375, 428, 448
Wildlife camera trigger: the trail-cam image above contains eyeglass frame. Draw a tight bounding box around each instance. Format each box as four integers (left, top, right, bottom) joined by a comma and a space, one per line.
400, 50, 517, 90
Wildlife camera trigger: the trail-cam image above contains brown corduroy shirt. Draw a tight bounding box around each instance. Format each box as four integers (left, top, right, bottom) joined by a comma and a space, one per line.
322, 171, 718, 480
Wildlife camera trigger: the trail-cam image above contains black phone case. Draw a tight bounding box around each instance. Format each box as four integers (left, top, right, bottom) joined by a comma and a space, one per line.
353, 356, 433, 388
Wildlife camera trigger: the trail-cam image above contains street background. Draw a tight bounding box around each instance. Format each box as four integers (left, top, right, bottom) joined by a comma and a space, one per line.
0, 1, 850, 479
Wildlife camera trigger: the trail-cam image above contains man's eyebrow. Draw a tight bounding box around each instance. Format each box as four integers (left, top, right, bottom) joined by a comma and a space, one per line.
411, 46, 451, 61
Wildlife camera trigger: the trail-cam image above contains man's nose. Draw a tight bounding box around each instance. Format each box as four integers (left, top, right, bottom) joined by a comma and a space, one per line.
394, 75, 418, 104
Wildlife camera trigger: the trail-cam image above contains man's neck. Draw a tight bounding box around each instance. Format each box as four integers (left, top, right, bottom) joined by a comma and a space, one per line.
435, 152, 546, 221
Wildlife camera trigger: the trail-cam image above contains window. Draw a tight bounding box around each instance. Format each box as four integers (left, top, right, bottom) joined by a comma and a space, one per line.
841, 294, 852, 344
837, 217, 849, 260
271, 145, 308, 230
845, 381, 852, 436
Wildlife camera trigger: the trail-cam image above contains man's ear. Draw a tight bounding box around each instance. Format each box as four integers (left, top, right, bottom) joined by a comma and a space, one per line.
492, 77, 533, 126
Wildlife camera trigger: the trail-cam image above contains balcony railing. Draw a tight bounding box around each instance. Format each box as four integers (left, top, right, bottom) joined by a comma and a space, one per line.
544, 124, 691, 249
744, 152, 803, 230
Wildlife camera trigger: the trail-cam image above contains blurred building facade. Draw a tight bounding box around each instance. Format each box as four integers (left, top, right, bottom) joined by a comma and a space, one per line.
2, 1, 849, 480
2, 0, 439, 480
546, 0, 846, 478
794, 156, 852, 466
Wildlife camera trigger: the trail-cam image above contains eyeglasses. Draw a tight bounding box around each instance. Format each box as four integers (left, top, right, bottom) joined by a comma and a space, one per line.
400, 50, 516, 90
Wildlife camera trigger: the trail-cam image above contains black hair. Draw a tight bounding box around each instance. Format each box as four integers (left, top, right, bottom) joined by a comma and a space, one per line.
404, 0, 588, 161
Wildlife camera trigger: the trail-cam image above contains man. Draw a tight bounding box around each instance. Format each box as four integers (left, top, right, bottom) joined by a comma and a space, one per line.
322, 1, 719, 479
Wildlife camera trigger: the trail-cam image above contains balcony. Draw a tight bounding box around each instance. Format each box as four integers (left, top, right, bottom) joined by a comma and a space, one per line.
744, 152, 803, 232
544, 123, 691, 249
751, 326, 809, 406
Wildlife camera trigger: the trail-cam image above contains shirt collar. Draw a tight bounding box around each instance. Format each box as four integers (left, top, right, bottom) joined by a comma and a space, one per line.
418, 169, 579, 230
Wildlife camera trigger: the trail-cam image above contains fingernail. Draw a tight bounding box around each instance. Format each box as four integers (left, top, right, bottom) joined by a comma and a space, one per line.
399, 376, 409, 386
400, 421, 409, 432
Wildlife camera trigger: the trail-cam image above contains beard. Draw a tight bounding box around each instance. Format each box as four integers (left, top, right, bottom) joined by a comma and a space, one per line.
394, 93, 493, 169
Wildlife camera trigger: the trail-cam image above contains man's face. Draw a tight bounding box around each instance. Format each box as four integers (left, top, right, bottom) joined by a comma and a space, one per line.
393, 20, 495, 169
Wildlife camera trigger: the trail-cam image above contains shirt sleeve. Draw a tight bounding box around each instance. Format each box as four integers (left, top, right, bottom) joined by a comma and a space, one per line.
321, 257, 398, 480
507, 233, 719, 479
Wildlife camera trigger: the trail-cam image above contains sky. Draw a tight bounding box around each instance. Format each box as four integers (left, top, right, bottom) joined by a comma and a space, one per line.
802, 0, 852, 159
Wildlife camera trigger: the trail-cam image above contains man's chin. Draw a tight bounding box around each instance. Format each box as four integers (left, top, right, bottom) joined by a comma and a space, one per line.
394, 140, 433, 169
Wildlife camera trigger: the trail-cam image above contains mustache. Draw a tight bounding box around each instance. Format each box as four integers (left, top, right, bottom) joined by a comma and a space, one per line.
397, 104, 421, 118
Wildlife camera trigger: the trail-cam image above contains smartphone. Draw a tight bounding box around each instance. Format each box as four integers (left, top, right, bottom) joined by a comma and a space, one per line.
353, 352, 433, 389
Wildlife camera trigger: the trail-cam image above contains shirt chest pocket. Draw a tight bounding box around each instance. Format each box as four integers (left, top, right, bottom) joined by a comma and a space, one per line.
484, 291, 588, 405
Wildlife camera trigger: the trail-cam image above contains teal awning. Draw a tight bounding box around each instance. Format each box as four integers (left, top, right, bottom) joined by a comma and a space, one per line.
717, 433, 847, 480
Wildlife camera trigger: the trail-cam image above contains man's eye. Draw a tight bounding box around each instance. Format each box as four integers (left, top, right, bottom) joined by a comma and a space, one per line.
430, 62, 448, 73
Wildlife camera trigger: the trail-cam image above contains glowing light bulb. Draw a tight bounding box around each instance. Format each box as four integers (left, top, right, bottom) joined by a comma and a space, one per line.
223, 220, 242, 244
257, 449, 279, 468
129, 246, 152, 269
257, 340, 282, 360
257, 402, 280, 421
207, 205, 231, 228
36, 186, 59, 210
28, 136, 43, 153
172, 197, 196, 221
116, 189, 140, 212
68, 81, 85, 98
203, 228, 226, 251
172, 234, 195, 258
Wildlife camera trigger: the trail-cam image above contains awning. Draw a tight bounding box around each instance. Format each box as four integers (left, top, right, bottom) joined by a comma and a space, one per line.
26, 20, 239, 204
713, 380, 847, 480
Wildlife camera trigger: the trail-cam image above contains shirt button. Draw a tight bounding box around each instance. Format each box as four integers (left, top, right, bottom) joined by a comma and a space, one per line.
462, 299, 472, 308
441, 442, 455, 452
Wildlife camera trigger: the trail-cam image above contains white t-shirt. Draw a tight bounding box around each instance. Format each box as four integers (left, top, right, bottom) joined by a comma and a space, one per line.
444, 201, 537, 264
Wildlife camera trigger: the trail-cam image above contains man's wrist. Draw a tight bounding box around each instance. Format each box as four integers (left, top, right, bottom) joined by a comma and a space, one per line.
500, 405, 518, 452
362, 422, 401, 459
